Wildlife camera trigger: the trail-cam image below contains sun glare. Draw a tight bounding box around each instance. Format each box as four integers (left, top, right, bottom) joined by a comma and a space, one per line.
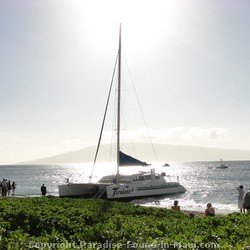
83, 0, 182, 50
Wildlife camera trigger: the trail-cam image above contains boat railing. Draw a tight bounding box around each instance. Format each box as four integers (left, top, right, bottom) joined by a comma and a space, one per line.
163, 174, 180, 183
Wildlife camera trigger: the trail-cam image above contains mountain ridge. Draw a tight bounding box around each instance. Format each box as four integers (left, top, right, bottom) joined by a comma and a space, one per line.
21, 143, 250, 164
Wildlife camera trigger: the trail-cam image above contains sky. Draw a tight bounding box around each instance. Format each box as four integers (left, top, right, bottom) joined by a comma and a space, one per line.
0, 0, 250, 164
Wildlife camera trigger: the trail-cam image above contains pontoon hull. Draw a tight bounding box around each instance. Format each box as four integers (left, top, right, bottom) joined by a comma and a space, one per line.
58, 182, 186, 199
106, 182, 186, 199
58, 183, 108, 197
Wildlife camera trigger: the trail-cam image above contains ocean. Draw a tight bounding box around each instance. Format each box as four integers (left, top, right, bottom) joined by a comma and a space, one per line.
0, 161, 249, 213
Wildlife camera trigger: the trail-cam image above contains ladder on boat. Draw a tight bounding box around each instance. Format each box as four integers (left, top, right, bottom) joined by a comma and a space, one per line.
92, 188, 106, 199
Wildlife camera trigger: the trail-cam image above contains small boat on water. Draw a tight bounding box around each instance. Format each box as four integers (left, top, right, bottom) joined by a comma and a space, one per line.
58, 25, 186, 199
163, 163, 170, 167
216, 159, 229, 169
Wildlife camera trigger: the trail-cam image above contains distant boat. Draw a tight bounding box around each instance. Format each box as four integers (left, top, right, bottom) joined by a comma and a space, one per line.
58, 25, 186, 199
216, 159, 229, 169
163, 163, 170, 167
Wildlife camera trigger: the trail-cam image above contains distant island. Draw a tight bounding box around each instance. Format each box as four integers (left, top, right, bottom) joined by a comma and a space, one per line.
22, 143, 250, 164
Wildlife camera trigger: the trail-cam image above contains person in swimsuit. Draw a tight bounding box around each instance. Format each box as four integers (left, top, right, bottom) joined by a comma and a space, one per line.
171, 200, 180, 211
204, 203, 215, 216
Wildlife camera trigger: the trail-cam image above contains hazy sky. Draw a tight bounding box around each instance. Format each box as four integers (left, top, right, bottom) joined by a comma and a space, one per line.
0, 0, 250, 164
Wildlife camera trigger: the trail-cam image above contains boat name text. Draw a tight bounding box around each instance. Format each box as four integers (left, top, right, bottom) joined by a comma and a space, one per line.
112, 187, 134, 197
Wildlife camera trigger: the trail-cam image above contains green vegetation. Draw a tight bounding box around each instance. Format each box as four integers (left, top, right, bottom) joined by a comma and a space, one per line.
0, 198, 249, 249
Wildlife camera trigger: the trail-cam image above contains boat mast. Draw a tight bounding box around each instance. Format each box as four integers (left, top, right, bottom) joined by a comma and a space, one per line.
117, 24, 122, 176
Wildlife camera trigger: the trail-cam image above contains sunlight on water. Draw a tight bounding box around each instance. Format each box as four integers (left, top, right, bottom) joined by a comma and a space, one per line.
0, 161, 249, 212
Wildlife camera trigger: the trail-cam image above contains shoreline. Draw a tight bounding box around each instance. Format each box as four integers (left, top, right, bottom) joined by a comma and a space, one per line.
1, 195, 241, 215
181, 206, 236, 215
142, 204, 238, 215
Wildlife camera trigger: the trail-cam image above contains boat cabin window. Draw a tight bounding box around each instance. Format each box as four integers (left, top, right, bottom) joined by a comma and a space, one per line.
134, 176, 146, 181
99, 179, 112, 183
118, 178, 131, 184
144, 175, 151, 181
155, 175, 161, 180
98, 176, 115, 183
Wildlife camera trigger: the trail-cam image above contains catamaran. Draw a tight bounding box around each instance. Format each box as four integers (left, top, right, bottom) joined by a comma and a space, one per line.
58, 25, 186, 199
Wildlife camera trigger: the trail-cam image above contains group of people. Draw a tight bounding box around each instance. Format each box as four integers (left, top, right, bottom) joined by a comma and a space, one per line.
171, 185, 250, 216
171, 200, 215, 217
0, 179, 16, 197
1, 181, 47, 197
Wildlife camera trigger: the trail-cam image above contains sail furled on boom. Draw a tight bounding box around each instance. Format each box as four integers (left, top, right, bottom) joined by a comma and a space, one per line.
119, 151, 150, 166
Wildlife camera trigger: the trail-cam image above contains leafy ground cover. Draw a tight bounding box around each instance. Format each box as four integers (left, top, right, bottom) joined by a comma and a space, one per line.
0, 197, 249, 249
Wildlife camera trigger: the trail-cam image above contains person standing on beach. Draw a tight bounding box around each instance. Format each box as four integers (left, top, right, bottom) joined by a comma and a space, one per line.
243, 187, 250, 213
7, 180, 11, 197
12, 182, 16, 196
2, 179, 7, 196
41, 184, 47, 196
236, 185, 245, 213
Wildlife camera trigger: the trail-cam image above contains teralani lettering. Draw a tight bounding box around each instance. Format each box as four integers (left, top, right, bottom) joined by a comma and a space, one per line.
112, 187, 134, 196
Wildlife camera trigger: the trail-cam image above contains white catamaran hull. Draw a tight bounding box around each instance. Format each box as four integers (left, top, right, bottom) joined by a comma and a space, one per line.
58, 183, 108, 197
106, 182, 186, 199
59, 180, 186, 199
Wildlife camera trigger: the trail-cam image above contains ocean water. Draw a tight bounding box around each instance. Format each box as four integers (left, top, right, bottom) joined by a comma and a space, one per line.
0, 161, 249, 213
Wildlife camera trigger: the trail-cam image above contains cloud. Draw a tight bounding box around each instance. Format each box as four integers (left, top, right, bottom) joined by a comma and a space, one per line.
13, 136, 22, 142
116, 127, 230, 143
97, 127, 231, 149
60, 139, 86, 150
175, 127, 230, 141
